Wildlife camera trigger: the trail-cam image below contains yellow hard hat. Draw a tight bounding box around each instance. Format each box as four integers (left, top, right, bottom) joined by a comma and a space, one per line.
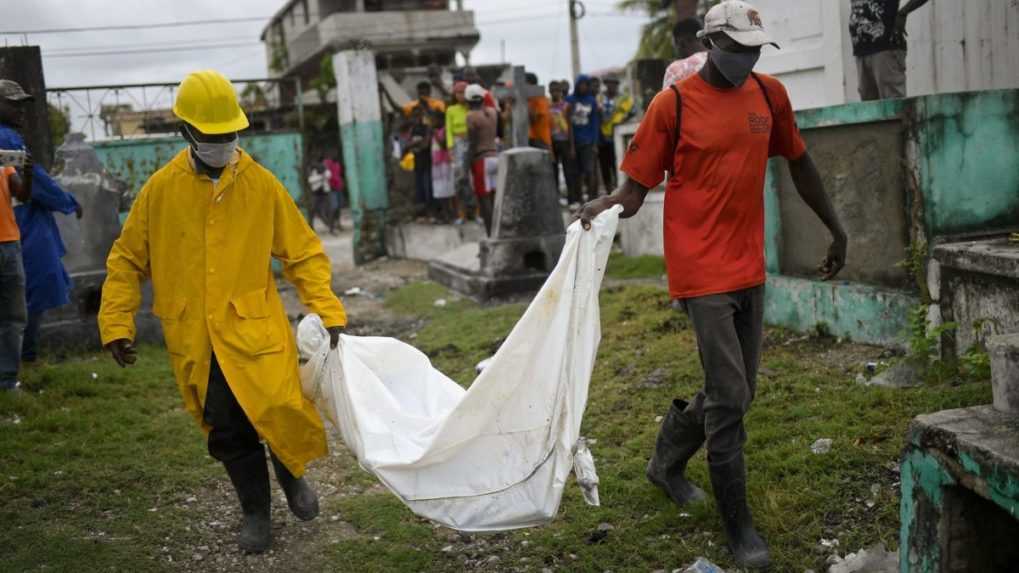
172, 70, 249, 135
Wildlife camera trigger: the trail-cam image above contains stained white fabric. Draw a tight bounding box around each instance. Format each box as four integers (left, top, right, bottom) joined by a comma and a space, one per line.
297, 207, 621, 532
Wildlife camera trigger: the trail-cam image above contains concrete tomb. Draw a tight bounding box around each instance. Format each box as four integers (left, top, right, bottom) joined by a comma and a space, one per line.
428, 148, 565, 300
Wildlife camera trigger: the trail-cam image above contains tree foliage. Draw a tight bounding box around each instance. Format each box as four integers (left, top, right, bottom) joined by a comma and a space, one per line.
615, 0, 722, 60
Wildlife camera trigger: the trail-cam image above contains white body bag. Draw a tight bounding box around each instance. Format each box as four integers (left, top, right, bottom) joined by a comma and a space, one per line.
296, 207, 621, 532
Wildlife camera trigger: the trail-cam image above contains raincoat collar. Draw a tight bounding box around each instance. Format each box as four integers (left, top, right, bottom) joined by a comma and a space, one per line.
173, 146, 251, 192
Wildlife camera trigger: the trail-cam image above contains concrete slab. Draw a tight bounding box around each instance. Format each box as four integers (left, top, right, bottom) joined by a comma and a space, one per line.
988, 333, 1019, 414
934, 238, 1019, 280
385, 222, 485, 262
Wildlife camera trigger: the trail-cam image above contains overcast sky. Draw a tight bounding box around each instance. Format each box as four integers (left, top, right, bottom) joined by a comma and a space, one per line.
3, 0, 651, 88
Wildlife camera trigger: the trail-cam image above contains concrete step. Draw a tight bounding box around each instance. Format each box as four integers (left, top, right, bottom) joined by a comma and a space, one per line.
988, 332, 1019, 414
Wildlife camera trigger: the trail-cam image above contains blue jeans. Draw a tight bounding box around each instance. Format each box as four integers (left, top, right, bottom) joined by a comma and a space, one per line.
0, 241, 27, 389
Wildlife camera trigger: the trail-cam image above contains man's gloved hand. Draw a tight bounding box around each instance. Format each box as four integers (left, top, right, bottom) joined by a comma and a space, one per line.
327, 326, 344, 349
105, 339, 137, 368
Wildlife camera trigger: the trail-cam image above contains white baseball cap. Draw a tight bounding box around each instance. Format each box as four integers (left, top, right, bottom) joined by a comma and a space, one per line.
465, 84, 486, 102
697, 1, 779, 49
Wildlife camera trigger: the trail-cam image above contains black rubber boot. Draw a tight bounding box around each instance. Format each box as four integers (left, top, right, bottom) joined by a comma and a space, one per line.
708, 453, 771, 570
646, 399, 708, 506
223, 448, 272, 553
270, 451, 320, 522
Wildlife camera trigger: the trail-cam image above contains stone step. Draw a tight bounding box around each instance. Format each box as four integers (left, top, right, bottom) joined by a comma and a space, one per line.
988, 332, 1019, 414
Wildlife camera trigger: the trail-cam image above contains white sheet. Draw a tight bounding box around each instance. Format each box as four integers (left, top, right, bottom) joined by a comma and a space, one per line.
297, 206, 621, 532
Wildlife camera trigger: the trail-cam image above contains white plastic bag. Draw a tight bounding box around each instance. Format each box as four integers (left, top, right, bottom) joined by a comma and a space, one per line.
298, 207, 621, 532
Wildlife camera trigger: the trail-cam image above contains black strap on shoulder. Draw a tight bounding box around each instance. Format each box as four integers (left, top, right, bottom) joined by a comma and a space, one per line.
751, 72, 775, 121
668, 83, 682, 176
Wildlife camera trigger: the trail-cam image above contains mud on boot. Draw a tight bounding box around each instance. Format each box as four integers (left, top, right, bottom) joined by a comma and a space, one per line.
271, 451, 320, 521
223, 449, 272, 553
646, 399, 708, 506
708, 453, 770, 570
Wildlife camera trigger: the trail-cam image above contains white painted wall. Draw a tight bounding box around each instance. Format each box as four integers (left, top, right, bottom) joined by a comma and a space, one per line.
752, 0, 1019, 109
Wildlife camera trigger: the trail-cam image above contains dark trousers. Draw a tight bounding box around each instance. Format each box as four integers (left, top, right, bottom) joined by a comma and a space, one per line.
552, 140, 580, 204
414, 164, 434, 206
598, 141, 618, 192
21, 311, 42, 362
678, 285, 765, 464
203, 354, 262, 463
308, 193, 334, 233
0, 241, 26, 388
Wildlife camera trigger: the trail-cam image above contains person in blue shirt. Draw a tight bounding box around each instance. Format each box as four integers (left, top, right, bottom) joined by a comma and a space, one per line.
0, 81, 82, 364
566, 74, 602, 203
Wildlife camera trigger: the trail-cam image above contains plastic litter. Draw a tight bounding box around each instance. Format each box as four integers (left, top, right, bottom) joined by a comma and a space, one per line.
297, 207, 622, 532
683, 557, 726, 573
572, 437, 601, 506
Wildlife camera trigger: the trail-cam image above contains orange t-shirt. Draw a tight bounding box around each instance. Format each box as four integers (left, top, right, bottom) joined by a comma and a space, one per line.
0, 166, 19, 243
528, 96, 553, 147
620, 72, 806, 300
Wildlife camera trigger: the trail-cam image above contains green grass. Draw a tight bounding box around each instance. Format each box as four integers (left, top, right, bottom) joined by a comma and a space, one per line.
0, 281, 992, 572
0, 347, 218, 572
605, 253, 667, 280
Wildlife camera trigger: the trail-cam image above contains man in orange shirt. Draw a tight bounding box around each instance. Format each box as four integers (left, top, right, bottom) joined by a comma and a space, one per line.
526, 73, 552, 150
579, 2, 847, 569
0, 81, 32, 391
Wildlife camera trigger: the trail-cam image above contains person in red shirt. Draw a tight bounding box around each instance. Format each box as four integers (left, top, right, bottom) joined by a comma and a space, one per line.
578, 2, 847, 569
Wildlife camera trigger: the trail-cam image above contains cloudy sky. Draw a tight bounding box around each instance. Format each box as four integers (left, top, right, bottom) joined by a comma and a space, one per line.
3, 0, 651, 88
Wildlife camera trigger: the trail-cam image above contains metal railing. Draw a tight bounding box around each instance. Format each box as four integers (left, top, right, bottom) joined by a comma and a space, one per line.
46, 77, 304, 142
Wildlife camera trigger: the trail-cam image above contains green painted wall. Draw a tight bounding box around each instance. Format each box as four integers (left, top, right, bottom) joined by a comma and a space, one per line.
93, 131, 305, 205
914, 90, 1019, 236
762, 89, 1019, 346
339, 120, 387, 212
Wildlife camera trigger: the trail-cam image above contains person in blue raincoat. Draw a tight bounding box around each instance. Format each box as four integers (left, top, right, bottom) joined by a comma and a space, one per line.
0, 81, 82, 363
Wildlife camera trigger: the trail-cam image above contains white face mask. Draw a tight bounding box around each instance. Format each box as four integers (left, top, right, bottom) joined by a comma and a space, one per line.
186, 126, 238, 168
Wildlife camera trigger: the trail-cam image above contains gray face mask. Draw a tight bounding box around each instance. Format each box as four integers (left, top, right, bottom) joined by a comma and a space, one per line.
708, 47, 761, 87
186, 126, 238, 168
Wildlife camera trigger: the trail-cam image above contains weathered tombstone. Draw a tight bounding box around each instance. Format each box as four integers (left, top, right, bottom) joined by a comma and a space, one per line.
37, 134, 161, 353
428, 148, 565, 300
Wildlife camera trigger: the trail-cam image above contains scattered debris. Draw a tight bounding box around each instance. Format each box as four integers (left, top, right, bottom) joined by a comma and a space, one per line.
587, 523, 613, 544
821, 538, 840, 549
811, 439, 833, 455
344, 287, 364, 297
681, 557, 726, 572
433, 298, 448, 308
655, 415, 664, 423
827, 543, 898, 573
865, 362, 878, 374
639, 368, 669, 389
91, 372, 99, 380
866, 360, 923, 388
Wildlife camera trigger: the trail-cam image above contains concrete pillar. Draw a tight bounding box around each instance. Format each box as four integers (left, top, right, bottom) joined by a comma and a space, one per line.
0, 46, 53, 170
333, 49, 388, 264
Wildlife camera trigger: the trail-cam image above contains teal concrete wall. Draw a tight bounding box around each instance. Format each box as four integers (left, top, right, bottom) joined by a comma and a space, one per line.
93, 131, 305, 205
762, 89, 1019, 346
339, 120, 388, 212
913, 90, 1019, 236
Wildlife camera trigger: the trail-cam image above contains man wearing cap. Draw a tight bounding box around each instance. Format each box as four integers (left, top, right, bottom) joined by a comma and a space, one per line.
579, 2, 847, 569
0, 80, 83, 369
850, 0, 931, 101
98, 70, 347, 553
465, 84, 499, 235
0, 80, 33, 391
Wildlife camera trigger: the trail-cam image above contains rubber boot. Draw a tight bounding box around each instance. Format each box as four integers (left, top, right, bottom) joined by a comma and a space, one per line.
646, 399, 707, 506
223, 448, 272, 553
708, 453, 771, 569
270, 451, 320, 521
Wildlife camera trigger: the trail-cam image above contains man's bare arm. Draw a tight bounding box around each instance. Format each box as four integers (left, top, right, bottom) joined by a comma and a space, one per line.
577, 177, 650, 230
788, 151, 848, 280
8, 171, 29, 202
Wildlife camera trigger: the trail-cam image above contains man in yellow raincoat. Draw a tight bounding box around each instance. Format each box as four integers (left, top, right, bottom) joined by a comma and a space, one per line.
98, 70, 346, 553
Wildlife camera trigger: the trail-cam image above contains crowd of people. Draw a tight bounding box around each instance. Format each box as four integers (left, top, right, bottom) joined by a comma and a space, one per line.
398, 67, 635, 234
0, 79, 82, 393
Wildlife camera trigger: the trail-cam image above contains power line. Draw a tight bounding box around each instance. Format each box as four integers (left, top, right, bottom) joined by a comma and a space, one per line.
43, 42, 261, 59
0, 16, 271, 35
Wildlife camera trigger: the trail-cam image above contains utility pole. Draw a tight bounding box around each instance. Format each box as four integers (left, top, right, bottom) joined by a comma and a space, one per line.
569, 0, 584, 79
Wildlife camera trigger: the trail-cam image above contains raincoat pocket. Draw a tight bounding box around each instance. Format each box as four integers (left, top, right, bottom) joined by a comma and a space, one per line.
224, 288, 284, 356
153, 297, 190, 356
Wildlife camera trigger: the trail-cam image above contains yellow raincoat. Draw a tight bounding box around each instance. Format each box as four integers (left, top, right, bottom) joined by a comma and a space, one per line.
98, 148, 346, 477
